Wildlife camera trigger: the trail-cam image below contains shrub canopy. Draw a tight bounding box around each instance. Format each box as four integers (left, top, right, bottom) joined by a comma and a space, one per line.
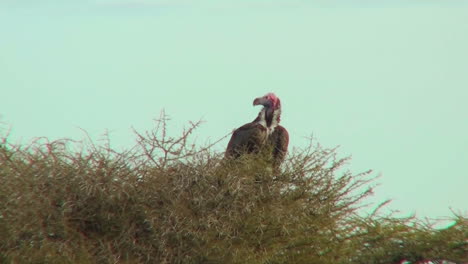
0, 118, 466, 264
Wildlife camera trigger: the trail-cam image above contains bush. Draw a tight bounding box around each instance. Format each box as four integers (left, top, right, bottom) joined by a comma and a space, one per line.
0, 116, 466, 264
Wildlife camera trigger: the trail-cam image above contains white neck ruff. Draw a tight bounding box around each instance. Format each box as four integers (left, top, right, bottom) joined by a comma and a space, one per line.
257, 107, 280, 135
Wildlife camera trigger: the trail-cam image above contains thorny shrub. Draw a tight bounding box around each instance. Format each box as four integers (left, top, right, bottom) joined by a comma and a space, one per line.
0, 115, 466, 264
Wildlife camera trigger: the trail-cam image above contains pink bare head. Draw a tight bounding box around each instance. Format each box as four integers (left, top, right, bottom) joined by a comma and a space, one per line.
253, 92, 281, 109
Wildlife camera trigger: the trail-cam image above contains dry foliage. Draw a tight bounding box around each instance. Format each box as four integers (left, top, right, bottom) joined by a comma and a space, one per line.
0, 116, 466, 264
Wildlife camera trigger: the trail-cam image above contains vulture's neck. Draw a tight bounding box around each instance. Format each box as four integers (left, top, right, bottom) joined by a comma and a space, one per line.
254, 107, 281, 133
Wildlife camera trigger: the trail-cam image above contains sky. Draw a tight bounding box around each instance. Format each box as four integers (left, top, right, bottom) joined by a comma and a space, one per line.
1, 0, 467, 222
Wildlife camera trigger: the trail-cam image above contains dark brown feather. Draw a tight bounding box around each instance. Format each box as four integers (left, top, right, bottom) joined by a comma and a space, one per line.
268, 125, 289, 168
225, 122, 268, 158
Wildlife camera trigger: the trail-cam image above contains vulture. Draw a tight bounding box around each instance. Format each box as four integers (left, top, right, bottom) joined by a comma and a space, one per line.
225, 93, 289, 168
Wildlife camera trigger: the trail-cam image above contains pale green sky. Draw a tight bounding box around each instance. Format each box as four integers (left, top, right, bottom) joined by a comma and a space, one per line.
1, 1, 467, 220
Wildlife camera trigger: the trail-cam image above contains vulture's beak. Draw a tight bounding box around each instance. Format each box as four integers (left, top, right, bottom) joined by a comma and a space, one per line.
253, 97, 269, 107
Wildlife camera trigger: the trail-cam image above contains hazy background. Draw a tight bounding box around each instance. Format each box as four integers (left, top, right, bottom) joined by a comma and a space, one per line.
1, 0, 467, 222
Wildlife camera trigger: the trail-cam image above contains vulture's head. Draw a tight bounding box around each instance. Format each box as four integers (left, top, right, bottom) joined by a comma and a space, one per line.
253, 93, 281, 110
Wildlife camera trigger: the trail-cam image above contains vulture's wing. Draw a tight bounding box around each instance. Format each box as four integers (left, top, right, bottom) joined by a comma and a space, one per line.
269, 125, 289, 167
225, 122, 267, 158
